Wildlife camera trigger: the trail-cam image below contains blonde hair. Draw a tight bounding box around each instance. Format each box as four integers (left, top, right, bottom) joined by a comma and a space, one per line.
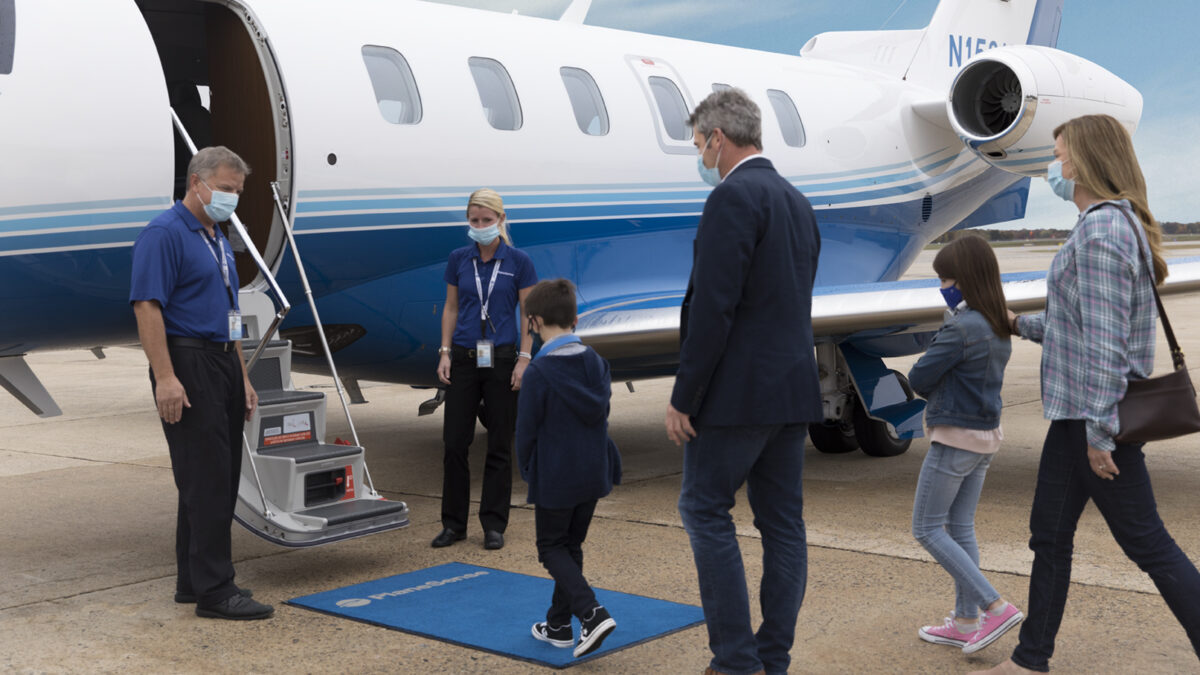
1054, 115, 1167, 283
467, 188, 512, 245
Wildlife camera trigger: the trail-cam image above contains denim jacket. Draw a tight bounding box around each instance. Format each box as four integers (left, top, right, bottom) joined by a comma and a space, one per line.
907, 306, 1011, 430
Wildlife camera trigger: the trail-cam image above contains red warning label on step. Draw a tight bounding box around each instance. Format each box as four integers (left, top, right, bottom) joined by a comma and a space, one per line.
262, 413, 313, 446
263, 431, 313, 446
342, 465, 356, 500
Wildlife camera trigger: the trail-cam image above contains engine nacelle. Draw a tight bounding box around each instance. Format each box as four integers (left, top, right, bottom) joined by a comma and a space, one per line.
947, 45, 1143, 177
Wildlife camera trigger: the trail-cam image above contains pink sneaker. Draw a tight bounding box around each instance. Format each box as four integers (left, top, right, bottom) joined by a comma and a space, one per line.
918, 616, 976, 647
963, 603, 1024, 654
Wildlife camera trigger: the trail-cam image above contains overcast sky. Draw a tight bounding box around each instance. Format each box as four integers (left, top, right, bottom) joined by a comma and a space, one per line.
430, 0, 1199, 229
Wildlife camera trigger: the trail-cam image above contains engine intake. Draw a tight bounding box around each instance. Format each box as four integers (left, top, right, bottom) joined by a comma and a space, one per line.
946, 46, 1142, 176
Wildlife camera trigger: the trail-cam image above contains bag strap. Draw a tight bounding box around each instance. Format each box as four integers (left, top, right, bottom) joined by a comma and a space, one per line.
1111, 203, 1186, 371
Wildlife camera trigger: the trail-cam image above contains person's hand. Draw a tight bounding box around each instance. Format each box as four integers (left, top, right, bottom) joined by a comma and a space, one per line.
665, 403, 697, 446
437, 353, 452, 385
244, 379, 258, 422
512, 358, 529, 391
1088, 445, 1119, 480
155, 374, 190, 424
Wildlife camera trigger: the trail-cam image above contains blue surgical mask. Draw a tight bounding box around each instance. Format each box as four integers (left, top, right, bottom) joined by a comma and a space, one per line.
697, 134, 722, 187
201, 180, 239, 222
940, 284, 964, 309
1046, 160, 1075, 202
468, 223, 501, 245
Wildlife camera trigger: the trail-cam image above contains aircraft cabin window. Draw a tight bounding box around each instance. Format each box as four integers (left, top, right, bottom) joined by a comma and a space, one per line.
1, 0, 14, 75
469, 57, 523, 131
767, 89, 806, 148
361, 45, 423, 124
712, 83, 732, 93
647, 76, 690, 142
560, 67, 609, 136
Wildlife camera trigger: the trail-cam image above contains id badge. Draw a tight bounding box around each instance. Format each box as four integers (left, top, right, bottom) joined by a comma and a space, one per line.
475, 339, 493, 368
228, 310, 243, 341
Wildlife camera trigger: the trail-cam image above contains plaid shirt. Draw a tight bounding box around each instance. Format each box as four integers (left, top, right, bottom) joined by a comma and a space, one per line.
1016, 200, 1156, 451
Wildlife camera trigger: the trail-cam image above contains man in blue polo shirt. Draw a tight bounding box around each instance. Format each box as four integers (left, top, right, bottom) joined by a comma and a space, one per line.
130, 146, 273, 621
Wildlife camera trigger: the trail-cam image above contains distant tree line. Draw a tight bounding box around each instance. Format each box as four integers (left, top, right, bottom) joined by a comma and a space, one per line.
933, 221, 1200, 244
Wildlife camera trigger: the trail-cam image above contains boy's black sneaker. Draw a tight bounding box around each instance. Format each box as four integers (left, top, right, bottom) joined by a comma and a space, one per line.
531, 621, 573, 648
573, 605, 616, 658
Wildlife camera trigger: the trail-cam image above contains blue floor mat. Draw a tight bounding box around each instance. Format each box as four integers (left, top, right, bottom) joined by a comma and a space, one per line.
286, 562, 705, 668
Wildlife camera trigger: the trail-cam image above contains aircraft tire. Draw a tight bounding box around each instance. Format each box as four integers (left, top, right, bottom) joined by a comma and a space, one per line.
808, 421, 859, 453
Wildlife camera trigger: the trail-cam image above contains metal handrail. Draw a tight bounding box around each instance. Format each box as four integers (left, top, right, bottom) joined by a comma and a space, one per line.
269, 182, 379, 498
169, 109, 290, 369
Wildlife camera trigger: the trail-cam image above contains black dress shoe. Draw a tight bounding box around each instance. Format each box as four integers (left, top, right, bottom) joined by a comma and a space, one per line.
195, 593, 274, 620
484, 530, 504, 550
431, 528, 466, 548
175, 587, 253, 604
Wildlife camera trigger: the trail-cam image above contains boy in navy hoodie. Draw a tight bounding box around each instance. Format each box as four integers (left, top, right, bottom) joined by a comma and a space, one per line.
516, 278, 622, 659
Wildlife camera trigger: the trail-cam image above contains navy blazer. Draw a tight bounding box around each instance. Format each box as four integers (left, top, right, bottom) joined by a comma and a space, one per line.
671, 157, 823, 426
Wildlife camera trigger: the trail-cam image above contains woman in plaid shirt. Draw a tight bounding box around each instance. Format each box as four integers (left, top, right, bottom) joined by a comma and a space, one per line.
977, 116, 1200, 675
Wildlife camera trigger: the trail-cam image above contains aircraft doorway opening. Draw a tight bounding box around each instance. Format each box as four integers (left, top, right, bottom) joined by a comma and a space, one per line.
137, 0, 292, 285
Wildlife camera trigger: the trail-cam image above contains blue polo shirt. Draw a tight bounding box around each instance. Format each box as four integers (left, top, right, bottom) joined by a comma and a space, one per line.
444, 240, 537, 348
130, 202, 241, 342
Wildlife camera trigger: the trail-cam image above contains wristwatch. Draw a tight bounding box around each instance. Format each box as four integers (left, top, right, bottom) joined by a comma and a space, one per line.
438, 346, 451, 355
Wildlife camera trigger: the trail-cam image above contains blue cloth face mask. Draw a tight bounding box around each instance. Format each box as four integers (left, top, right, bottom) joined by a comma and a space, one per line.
201, 180, 239, 223
468, 223, 501, 245
1046, 160, 1075, 202
940, 284, 963, 309
697, 134, 722, 187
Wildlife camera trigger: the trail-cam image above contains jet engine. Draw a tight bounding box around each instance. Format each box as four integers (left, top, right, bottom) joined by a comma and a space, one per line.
946, 45, 1142, 176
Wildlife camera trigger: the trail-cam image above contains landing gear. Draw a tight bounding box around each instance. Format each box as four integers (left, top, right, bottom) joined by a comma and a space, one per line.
809, 395, 859, 454
852, 370, 914, 458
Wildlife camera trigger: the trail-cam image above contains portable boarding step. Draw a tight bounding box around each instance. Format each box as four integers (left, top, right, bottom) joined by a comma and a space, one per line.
234, 330, 409, 547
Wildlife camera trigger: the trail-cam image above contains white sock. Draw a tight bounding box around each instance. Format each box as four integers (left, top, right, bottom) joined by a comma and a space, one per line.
955, 617, 980, 632
987, 602, 1009, 617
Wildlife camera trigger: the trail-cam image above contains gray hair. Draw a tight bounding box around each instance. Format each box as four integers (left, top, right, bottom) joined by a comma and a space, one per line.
687, 88, 762, 150
187, 146, 251, 180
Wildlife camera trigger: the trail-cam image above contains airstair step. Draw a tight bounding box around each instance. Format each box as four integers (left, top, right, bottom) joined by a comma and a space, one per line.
257, 389, 325, 406
297, 498, 408, 527
258, 441, 362, 464
244, 339, 290, 351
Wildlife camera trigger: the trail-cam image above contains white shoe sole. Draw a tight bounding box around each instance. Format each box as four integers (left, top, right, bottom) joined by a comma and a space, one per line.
531, 623, 573, 649
918, 627, 969, 648
573, 617, 616, 658
962, 611, 1024, 654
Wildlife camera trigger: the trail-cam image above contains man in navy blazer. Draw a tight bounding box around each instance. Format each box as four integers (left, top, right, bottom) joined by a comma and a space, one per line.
666, 88, 822, 675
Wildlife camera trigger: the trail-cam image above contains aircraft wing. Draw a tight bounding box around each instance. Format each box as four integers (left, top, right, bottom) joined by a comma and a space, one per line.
578, 256, 1200, 367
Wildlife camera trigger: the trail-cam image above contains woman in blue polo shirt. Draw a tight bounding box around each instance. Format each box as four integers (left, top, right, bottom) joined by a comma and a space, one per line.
433, 188, 537, 551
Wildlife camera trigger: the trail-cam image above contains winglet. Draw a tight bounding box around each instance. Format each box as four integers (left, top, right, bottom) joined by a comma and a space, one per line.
559, 0, 591, 24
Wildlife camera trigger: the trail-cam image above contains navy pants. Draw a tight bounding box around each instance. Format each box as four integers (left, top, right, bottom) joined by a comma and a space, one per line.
535, 500, 600, 626
678, 423, 808, 675
151, 345, 244, 607
1012, 419, 1200, 671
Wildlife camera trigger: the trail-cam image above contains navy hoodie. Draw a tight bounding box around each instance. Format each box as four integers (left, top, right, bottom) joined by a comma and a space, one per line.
516, 341, 622, 509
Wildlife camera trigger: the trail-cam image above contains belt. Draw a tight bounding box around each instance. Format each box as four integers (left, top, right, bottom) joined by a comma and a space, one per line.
451, 344, 517, 359
167, 336, 237, 353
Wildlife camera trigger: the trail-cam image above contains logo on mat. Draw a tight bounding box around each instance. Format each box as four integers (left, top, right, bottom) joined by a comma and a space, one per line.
336, 598, 371, 608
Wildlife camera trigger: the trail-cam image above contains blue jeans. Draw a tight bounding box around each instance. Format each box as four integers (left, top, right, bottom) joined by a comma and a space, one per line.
911, 442, 999, 620
1011, 420, 1200, 671
678, 423, 807, 675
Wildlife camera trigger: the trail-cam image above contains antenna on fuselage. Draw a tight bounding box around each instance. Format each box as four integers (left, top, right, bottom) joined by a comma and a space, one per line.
559, 0, 592, 23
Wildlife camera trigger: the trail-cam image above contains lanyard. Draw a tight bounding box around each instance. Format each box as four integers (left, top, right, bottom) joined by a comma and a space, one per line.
198, 229, 235, 308
472, 257, 501, 337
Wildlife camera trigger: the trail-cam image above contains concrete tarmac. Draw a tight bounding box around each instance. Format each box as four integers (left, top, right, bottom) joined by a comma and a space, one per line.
3, 244, 1200, 673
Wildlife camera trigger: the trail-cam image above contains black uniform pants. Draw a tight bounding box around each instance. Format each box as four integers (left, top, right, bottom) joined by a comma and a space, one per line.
441, 347, 517, 534
150, 345, 244, 607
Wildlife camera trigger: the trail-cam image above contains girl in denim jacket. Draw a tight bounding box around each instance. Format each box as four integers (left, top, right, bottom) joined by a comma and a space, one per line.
907, 235, 1023, 655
